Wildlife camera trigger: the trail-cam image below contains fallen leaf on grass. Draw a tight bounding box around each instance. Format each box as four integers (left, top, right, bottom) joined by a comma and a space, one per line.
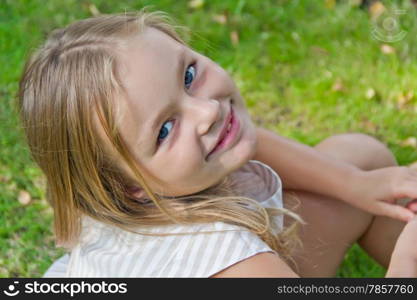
397, 91, 414, 109
88, 4, 100, 16
18, 190, 32, 206
230, 31, 239, 46
189, 0, 204, 9
212, 14, 227, 25
366, 88, 376, 99
381, 44, 395, 55
365, 87, 382, 102
400, 137, 417, 148
369, 1, 386, 19
325, 0, 336, 9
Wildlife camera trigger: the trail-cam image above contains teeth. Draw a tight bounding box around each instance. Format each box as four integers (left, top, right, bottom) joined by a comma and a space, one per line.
226, 122, 232, 132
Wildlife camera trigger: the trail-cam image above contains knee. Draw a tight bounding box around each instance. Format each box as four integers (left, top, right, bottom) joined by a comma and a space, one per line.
318, 133, 383, 150
315, 132, 398, 170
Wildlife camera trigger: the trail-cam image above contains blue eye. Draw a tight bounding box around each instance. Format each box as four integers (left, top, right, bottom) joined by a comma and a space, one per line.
157, 120, 174, 144
184, 64, 196, 89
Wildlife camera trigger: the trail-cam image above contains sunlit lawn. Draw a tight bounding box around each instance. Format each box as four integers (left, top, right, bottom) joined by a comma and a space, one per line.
1, 0, 417, 277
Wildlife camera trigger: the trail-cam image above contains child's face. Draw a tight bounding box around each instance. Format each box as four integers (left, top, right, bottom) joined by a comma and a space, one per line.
114, 27, 257, 197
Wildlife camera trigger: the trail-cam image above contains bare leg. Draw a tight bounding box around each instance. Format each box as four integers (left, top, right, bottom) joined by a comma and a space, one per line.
284, 133, 406, 276
283, 188, 372, 277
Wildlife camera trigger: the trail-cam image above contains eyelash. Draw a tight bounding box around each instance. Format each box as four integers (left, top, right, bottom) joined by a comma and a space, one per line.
156, 62, 197, 146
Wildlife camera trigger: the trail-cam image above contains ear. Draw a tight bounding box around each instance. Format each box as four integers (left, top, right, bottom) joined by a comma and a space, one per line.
126, 186, 147, 200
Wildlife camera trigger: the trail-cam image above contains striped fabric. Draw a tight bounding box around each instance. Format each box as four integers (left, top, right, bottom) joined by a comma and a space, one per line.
43, 160, 284, 277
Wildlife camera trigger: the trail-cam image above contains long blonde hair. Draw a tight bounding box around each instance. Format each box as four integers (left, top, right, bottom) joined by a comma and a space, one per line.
18, 9, 302, 261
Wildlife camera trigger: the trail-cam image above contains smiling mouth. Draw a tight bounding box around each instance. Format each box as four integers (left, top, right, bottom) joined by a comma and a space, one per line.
207, 105, 232, 156
206, 100, 240, 160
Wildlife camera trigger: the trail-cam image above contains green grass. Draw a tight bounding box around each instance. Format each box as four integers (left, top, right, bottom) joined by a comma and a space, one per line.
2, 0, 417, 277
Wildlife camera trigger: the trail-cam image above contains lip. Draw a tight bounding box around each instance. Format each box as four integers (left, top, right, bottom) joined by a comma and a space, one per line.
211, 105, 232, 151
206, 103, 240, 159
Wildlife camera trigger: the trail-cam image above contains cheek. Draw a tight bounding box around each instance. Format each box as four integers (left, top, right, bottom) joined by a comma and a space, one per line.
153, 146, 204, 183
152, 156, 211, 196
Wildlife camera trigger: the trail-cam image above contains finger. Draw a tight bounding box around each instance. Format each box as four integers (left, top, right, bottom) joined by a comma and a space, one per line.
406, 199, 417, 212
395, 180, 417, 199
377, 202, 415, 222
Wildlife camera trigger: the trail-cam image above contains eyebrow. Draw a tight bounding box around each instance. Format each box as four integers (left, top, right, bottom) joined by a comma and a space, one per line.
144, 49, 186, 151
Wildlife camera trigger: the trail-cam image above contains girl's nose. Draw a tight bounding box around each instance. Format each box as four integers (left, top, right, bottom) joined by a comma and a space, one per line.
188, 97, 221, 136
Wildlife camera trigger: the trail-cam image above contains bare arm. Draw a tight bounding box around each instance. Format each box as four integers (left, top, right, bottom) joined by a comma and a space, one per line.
211, 252, 299, 278
211, 216, 417, 277
252, 127, 417, 222
252, 127, 358, 201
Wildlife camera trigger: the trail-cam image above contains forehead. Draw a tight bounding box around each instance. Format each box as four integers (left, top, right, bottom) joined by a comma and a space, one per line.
116, 26, 184, 96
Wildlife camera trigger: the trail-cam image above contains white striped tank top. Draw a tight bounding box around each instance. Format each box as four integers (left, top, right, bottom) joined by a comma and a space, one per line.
43, 160, 284, 277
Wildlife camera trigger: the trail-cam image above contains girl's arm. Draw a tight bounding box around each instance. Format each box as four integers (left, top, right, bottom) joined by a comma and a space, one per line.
252, 127, 358, 199
211, 252, 299, 278
211, 218, 417, 278
252, 127, 417, 221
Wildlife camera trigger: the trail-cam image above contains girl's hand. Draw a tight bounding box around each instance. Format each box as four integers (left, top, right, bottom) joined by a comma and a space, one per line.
343, 166, 417, 222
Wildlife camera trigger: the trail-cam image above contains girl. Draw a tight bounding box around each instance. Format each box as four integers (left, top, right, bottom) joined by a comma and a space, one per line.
18, 10, 417, 278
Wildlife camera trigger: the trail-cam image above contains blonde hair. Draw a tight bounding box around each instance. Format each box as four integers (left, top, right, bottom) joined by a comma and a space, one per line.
18, 9, 302, 262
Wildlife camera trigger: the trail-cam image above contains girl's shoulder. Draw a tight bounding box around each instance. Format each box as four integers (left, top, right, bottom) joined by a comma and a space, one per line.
64, 217, 276, 277
50, 160, 284, 278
